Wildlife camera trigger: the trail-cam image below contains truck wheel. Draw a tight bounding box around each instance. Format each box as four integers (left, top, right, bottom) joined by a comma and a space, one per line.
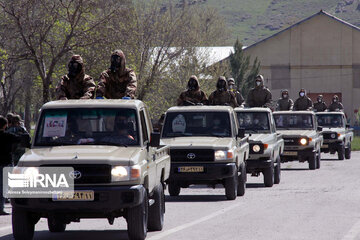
316, 150, 321, 169
148, 184, 165, 231
225, 173, 238, 200
168, 183, 181, 197
345, 145, 351, 159
274, 157, 281, 184
309, 153, 317, 170
237, 165, 246, 196
263, 163, 274, 187
338, 145, 345, 160
127, 191, 148, 240
47, 218, 66, 232
12, 207, 35, 240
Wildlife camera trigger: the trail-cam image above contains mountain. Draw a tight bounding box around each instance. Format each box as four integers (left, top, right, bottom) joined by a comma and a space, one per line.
178, 0, 360, 46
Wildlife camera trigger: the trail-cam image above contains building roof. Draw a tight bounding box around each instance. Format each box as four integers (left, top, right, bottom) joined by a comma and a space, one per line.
245, 10, 360, 51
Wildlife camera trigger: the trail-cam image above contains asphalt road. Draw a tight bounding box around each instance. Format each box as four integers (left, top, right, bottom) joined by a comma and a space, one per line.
1, 152, 360, 240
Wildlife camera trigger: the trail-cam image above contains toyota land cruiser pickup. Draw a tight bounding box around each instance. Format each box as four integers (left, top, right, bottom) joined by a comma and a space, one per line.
235, 108, 284, 187
161, 106, 249, 200
11, 99, 170, 240
316, 112, 354, 160
273, 111, 323, 170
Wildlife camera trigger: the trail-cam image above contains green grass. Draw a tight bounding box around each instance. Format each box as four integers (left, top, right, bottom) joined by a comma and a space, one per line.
352, 136, 360, 151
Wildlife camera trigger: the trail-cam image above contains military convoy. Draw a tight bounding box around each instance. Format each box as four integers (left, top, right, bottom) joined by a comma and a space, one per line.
235, 108, 284, 187
11, 100, 170, 240
273, 111, 323, 170
316, 112, 354, 160
161, 106, 249, 200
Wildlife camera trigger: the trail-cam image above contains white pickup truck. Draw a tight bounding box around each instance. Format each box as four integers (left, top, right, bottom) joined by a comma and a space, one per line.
11, 100, 171, 240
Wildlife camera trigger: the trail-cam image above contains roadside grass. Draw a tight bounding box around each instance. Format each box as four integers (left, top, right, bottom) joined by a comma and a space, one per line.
352, 136, 360, 151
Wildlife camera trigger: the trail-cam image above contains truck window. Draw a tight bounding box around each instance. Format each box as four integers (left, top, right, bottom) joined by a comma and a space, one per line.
236, 112, 271, 133
316, 114, 344, 128
140, 110, 149, 143
34, 108, 139, 146
274, 114, 314, 130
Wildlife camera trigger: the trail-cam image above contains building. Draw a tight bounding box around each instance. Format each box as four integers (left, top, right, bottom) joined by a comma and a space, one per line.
243, 10, 360, 124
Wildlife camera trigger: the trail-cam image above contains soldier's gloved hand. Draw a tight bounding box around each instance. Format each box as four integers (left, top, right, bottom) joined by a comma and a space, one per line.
96, 96, 104, 99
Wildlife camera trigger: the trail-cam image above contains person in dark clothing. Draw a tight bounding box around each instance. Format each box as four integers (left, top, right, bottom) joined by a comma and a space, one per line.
276, 89, 293, 111
246, 75, 272, 108
227, 78, 245, 107
0, 116, 20, 215
313, 95, 327, 112
208, 76, 238, 108
177, 75, 208, 106
293, 88, 313, 111
328, 95, 344, 112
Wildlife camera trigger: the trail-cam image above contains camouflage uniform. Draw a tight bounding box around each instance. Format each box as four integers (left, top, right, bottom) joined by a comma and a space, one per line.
246, 75, 272, 108
328, 95, 344, 112
313, 95, 327, 112
208, 76, 238, 108
276, 89, 293, 111
293, 89, 313, 111
97, 50, 137, 99
56, 55, 96, 100
177, 75, 208, 106
227, 78, 245, 106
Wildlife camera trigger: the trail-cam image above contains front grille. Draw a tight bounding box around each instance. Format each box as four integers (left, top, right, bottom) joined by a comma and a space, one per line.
170, 149, 214, 162
323, 132, 337, 140
41, 164, 111, 184
283, 138, 301, 146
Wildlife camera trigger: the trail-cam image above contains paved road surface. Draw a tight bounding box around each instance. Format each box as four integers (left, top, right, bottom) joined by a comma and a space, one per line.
1, 152, 360, 240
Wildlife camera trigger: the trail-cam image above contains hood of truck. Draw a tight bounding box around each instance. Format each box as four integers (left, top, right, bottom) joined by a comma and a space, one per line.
19, 145, 141, 166
322, 127, 344, 133
276, 129, 316, 137
161, 137, 233, 149
249, 133, 275, 143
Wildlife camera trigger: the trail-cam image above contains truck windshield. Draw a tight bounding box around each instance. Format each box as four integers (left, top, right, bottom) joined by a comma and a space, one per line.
274, 114, 314, 130
316, 114, 344, 128
162, 112, 232, 138
236, 112, 270, 133
34, 108, 139, 146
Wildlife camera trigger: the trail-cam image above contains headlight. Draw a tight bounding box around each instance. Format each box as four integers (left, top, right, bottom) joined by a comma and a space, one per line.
252, 144, 261, 153
300, 138, 308, 145
331, 133, 336, 139
111, 165, 141, 182
214, 150, 234, 161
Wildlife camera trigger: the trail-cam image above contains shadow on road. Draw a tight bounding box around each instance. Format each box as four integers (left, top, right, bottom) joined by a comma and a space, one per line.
0, 230, 129, 240
246, 183, 266, 188
320, 158, 342, 161
165, 195, 226, 202
281, 168, 309, 171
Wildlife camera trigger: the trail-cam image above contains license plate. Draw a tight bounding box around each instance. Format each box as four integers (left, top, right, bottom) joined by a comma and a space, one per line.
322, 144, 328, 148
178, 166, 204, 173
283, 151, 297, 156
53, 191, 94, 201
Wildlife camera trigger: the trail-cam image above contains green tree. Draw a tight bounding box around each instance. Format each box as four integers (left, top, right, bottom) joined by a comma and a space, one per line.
229, 39, 260, 97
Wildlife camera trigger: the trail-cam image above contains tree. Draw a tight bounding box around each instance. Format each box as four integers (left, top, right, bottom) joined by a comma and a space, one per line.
229, 39, 260, 96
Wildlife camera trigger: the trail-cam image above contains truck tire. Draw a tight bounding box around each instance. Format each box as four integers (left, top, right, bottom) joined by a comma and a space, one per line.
345, 144, 351, 160
237, 165, 246, 196
225, 173, 238, 200
12, 207, 35, 240
338, 145, 345, 160
148, 184, 165, 231
274, 156, 281, 184
263, 162, 274, 187
309, 153, 317, 170
47, 218, 66, 232
127, 191, 148, 240
168, 183, 180, 197
316, 150, 321, 169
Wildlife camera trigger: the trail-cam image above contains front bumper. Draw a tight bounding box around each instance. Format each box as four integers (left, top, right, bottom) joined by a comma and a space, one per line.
11, 185, 145, 216
321, 140, 343, 153
168, 162, 236, 184
280, 147, 315, 162
246, 158, 272, 172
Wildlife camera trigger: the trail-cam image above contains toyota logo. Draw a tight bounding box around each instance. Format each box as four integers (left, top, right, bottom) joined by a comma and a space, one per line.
69, 170, 82, 179
187, 153, 196, 159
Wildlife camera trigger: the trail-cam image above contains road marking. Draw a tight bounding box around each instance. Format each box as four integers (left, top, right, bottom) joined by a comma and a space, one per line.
148, 202, 243, 240
342, 219, 360, 240
0, 225, 11, 232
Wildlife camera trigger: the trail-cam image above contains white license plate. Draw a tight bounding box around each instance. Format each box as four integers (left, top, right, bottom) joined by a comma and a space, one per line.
322, 144, 329, 148
178, 166, 204, 173
283, 151, 298, 156
53, 191, 94, 201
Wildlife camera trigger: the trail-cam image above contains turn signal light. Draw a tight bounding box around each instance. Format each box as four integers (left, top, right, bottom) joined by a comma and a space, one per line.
227, 151, 234, 159
264, 144, 269, 150
131, 167, 141, 179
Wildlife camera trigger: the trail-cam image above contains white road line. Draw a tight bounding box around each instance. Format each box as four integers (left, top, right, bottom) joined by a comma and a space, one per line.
0, 225, 11, 232
342, 219, 360, 240
148, 202, 243, 240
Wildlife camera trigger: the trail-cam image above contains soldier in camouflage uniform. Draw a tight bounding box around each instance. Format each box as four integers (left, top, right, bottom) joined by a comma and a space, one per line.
177, 75, 208, 106
246, 75, 272, 108
293, 88, 313, 111
276, 89, 293, 111
208, 76, 238, 108
227, 78, 244, 107
56, 55, 96, 100
96, 50, 137, 99
328, 95, 344, 112
313, 95, 327, 112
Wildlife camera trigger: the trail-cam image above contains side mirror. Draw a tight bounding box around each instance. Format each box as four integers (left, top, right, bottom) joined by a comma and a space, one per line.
237, 128, 245, 139
346, 124, 350, 128
317, 126, 323, 132
149, 132, 161, 148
